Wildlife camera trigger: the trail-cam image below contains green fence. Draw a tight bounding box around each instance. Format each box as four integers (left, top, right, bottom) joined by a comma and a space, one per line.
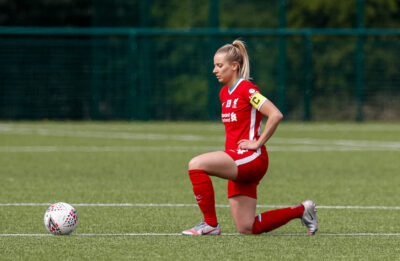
0, 27, 399, 121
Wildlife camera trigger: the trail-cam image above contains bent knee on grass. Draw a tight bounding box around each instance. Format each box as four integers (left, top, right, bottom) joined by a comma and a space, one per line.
237, 226, 253, 235
234, 217, 255, 235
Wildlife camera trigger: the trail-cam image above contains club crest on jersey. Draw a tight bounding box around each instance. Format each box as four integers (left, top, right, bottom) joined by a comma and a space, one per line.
232, 98, 239, 108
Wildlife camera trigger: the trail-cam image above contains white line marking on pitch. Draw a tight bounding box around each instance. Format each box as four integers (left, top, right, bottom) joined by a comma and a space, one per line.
0, 145, 399, 152
1, 203, 400, 210
0, 146, 223, 153
0, 125, 399, 150
1, 233, 400, 237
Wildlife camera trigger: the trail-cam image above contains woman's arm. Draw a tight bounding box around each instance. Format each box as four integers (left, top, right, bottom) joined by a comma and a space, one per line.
238, 99, 283, 151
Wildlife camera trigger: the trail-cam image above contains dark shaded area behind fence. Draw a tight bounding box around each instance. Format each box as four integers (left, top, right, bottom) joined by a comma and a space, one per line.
0, 27, 399, 121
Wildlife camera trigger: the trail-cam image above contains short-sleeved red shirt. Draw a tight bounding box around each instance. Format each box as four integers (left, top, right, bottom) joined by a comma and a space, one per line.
219, 78, 264, 150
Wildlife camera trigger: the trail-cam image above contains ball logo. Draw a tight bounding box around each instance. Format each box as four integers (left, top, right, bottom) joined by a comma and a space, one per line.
249, 89, 255, 94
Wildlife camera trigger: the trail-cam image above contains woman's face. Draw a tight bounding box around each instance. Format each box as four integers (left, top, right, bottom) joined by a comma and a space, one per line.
213, 52, 238, 84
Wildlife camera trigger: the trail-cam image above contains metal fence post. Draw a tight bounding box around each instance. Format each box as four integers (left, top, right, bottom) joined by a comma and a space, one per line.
356, 0, 365, 121
90, 37, 100, 120
90, 0, 102, 120
138, 0, 151, 121
303, 33, 313, 121
207, 0, 220, 120
126, 33, 138, 120
277, 0, 287, 117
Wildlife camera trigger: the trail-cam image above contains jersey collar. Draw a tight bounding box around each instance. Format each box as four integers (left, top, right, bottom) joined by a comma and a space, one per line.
228, 78, 244, 95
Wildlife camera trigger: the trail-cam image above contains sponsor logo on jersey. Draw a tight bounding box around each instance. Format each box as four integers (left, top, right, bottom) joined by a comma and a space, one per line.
221, 112, 238, 122
226, 99, 232, 108
230, 112, 237, 122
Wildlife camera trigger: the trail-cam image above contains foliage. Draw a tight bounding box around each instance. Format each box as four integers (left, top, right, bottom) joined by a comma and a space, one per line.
0, 0, 399, 120
1, 0, 399, 28
288, 0, 400, 28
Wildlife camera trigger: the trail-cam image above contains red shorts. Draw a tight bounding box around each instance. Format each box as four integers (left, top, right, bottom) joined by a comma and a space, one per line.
224, 146, 269, 199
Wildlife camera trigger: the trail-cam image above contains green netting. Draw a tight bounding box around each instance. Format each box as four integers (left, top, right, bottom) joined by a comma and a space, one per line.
364, 38, 400, 120
0, 32, 399, 120
0, 36, 93, 119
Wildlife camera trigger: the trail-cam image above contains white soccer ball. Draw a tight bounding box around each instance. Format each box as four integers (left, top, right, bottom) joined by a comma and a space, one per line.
44, 202, 78, 235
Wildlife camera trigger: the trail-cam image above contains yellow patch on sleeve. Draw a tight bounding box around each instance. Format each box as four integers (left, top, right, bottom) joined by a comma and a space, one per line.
250, 92, 267, 110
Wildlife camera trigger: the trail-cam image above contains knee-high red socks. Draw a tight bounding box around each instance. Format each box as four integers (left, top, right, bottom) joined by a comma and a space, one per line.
188, 169, 303, 232
252, 204, 304, 234
188, 169, 218, 227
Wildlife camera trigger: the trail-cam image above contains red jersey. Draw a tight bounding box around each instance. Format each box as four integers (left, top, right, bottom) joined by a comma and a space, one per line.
219, 79, 265, 151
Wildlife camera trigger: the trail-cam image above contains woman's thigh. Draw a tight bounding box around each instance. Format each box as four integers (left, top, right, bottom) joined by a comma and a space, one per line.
229, 195, 257, 234
188, 151, 238, 180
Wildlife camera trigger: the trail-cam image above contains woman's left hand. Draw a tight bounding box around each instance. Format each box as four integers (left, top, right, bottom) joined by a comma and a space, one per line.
237, 139, 260, 151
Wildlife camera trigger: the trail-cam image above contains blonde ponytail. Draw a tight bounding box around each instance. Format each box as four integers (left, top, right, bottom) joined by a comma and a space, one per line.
232, 40, 250, 80
215, 39, 251, 80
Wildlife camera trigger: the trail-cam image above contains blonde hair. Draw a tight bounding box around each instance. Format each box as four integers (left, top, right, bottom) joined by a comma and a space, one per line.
215, 39, 250, 80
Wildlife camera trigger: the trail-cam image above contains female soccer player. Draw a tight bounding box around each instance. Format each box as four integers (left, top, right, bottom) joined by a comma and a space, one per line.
182, 39, 318, 235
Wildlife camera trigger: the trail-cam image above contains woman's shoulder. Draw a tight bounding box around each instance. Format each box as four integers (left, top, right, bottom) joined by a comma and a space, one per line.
219, 85, 229, 98
220, 85, 229, 93
239, 79, 256, 87
239, 79, 260, 93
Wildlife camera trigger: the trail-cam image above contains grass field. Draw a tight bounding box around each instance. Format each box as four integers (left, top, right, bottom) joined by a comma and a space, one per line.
0, 121, 399, 260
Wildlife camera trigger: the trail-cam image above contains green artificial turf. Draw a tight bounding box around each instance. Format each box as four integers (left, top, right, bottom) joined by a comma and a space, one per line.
0, 121, 399, 260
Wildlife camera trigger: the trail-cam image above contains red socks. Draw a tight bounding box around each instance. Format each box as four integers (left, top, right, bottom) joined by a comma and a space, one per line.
188, 169, 303, 232
252, 204, 304, 234
188, 169, 218, 227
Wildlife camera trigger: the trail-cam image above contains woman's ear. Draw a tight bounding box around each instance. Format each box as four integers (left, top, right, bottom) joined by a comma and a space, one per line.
231, 61, 239, 71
